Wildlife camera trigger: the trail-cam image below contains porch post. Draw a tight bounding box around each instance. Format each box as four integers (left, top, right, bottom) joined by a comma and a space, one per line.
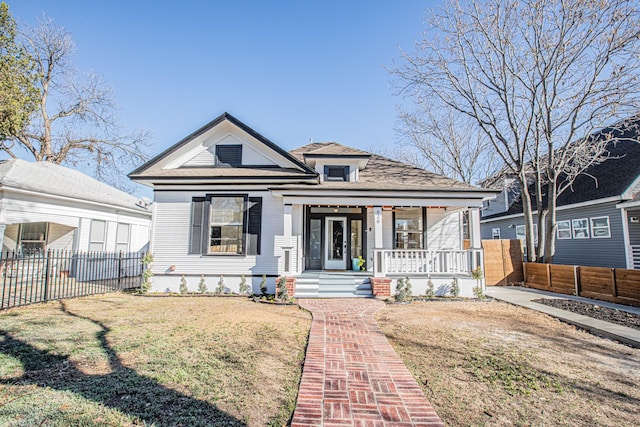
0, 224, 5, 251
469, 207, 483, 275
374, 206, 383, 248
282, 204, 293, 274
469, 208, 481, 249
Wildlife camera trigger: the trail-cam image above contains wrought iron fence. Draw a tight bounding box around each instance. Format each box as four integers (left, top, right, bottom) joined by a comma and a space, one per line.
0, 250, 143, 310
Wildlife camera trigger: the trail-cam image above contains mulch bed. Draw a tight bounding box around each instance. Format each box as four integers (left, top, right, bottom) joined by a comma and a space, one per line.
532, 298, 640, 331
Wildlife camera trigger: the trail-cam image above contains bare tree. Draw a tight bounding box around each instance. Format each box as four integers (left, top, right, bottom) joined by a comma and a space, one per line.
396, 105, 499, 184
3, 15, 150, 190
391, 0, 640, 262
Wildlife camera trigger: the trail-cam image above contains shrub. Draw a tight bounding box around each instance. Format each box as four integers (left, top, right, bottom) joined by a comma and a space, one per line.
471, 267, 485, 299
140, 252, 154, 293
215, 275, 225, 294
395, 277, 407, 303
277, 276, 289, 301
425, 277, 435, 298
450, 278, 460, 298
179, 275, 188, 294
238, 274, 250, 294
404, 276, 413, 301
260, 274, 268, 295
197, 275, 208, 293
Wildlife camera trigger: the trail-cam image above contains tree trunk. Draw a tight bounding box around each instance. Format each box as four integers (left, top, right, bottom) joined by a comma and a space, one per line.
544, 179, 558, 264
519, 173, 537, 262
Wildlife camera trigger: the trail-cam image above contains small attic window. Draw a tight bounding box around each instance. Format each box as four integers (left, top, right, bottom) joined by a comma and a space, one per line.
215, 145, 242, 166
324, 165, 349, 182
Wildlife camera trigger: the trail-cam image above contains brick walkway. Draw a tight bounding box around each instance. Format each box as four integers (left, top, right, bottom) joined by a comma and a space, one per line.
292, 299, 444, 427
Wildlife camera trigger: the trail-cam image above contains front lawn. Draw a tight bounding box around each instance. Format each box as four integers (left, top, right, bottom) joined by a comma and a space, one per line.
377, 300, 640, 427
0, 294, 311, 426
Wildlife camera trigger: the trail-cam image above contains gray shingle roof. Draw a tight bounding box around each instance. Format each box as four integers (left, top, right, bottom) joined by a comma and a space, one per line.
290, 142, 483, 192
0, 159, 150, 212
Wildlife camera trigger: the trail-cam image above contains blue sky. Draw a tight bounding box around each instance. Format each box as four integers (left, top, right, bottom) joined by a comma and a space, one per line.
9, 0, 437, 195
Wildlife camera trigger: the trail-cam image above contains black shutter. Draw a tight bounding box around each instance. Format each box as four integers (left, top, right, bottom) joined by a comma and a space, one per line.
190, 197, 206, 254
189, 198, 204, 254
247, 197, 262, 255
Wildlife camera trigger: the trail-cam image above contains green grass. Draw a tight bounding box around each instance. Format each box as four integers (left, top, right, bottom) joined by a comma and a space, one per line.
0, 294, 311, 426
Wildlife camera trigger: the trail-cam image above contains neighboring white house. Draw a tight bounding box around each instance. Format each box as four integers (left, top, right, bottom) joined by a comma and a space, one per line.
0, 159, 152, 255
129, 113, 497, 297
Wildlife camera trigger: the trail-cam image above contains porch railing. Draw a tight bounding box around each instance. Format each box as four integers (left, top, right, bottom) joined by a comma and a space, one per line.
373, 248, 483, 277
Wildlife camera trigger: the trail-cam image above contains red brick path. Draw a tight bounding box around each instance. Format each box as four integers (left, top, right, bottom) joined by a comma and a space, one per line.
292, 299, 444, 427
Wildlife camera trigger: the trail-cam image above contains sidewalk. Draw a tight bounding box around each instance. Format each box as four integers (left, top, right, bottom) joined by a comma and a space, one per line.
486, 286, 640, 348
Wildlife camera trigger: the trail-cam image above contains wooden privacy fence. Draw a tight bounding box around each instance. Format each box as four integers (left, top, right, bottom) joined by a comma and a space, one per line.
524, 262, 640, 307
480, 239, 524, 286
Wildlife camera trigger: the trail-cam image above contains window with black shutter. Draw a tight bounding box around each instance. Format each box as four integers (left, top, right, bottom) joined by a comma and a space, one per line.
215, 145, 242, 166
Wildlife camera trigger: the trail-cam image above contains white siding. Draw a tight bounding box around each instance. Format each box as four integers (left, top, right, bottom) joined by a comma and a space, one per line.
150, 191, 285, 282
183, 134, 279, 167
3, 224, 19, 252
427, 208, 462, 250
0, 191, 151, 254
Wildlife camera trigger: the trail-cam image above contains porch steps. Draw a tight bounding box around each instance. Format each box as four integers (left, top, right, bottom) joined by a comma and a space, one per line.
294, 272, 373, 298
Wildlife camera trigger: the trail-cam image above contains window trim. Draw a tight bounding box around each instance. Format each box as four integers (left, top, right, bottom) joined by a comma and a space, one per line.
492, 227, 501, 239
590, 216, 611, 239
324, 165, 349, 182
89, 220, 107, 252
215, 144, 242, 167
206, 194, 248, 255
116, 223, 131, 252
556, 220, 572, 240
393, 207, 426, 249
572, 218, 590, 239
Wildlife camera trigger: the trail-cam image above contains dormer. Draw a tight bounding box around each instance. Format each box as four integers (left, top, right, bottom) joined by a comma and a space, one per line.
296, 142, 371, 183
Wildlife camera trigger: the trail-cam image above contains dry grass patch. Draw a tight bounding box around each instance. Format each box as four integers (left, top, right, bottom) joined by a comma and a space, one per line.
0, 294, 311, 426
377, 300, 640, 427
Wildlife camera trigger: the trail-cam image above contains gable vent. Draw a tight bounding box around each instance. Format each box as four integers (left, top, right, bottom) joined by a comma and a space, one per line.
215, 145, 242, 166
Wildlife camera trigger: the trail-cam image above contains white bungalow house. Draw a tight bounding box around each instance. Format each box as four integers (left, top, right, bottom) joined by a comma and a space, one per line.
129, 113, 497, 297
0, 159, 152, 255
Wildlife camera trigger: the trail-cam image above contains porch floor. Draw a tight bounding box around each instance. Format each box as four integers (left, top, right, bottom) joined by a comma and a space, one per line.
291, 299, 444, 426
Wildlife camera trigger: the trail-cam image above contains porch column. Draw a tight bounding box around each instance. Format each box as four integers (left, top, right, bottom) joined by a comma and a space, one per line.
468, 207, 483, 274
282, 204, 293, 274
0, 224, 5, 251
469, 208, 481, 249
373, 206, 384, 277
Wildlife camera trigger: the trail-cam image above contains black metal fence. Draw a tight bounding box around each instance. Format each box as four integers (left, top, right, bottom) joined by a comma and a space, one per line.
0, 250, 143, 310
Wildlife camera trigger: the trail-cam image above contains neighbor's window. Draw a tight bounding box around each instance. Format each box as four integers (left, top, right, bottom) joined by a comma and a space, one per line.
557, 220, 571, 240
19, 222, 47, 254
209, 196, 246, 254
116, 223, 131, 252
572, 218, 589, 239
89, 220, 106, 252
215, 145, 242, 166
324, 165, 349, 182
492, 228, 501, 239
395, 207, 423, 249
516, 224, 538, 244
590, 216, 610, 238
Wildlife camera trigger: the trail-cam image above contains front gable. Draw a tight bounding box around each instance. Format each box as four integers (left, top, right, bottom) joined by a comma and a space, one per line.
129, 113, 317, 184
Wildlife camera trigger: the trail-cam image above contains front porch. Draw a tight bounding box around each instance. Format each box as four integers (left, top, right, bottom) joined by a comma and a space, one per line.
277, 200, 485, 298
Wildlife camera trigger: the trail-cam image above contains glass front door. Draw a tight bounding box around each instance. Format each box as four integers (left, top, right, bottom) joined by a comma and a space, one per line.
325, 217, 347, 269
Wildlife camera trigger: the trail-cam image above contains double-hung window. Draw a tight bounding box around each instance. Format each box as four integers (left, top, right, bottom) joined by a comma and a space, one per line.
116, 223, 131, 252
394, 207, 424, 249
190, 194, 262, 255
572, 218, 589, 239
556, 220, 571, 240
89, 220, 106, 252
590, 216, 610, 238
209, 196, 246, 253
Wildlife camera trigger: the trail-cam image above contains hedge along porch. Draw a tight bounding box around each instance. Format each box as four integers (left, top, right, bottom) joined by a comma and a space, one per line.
129, 113, 496, 297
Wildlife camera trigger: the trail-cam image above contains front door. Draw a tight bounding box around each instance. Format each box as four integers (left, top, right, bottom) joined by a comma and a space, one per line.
325, 217, 347, 269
